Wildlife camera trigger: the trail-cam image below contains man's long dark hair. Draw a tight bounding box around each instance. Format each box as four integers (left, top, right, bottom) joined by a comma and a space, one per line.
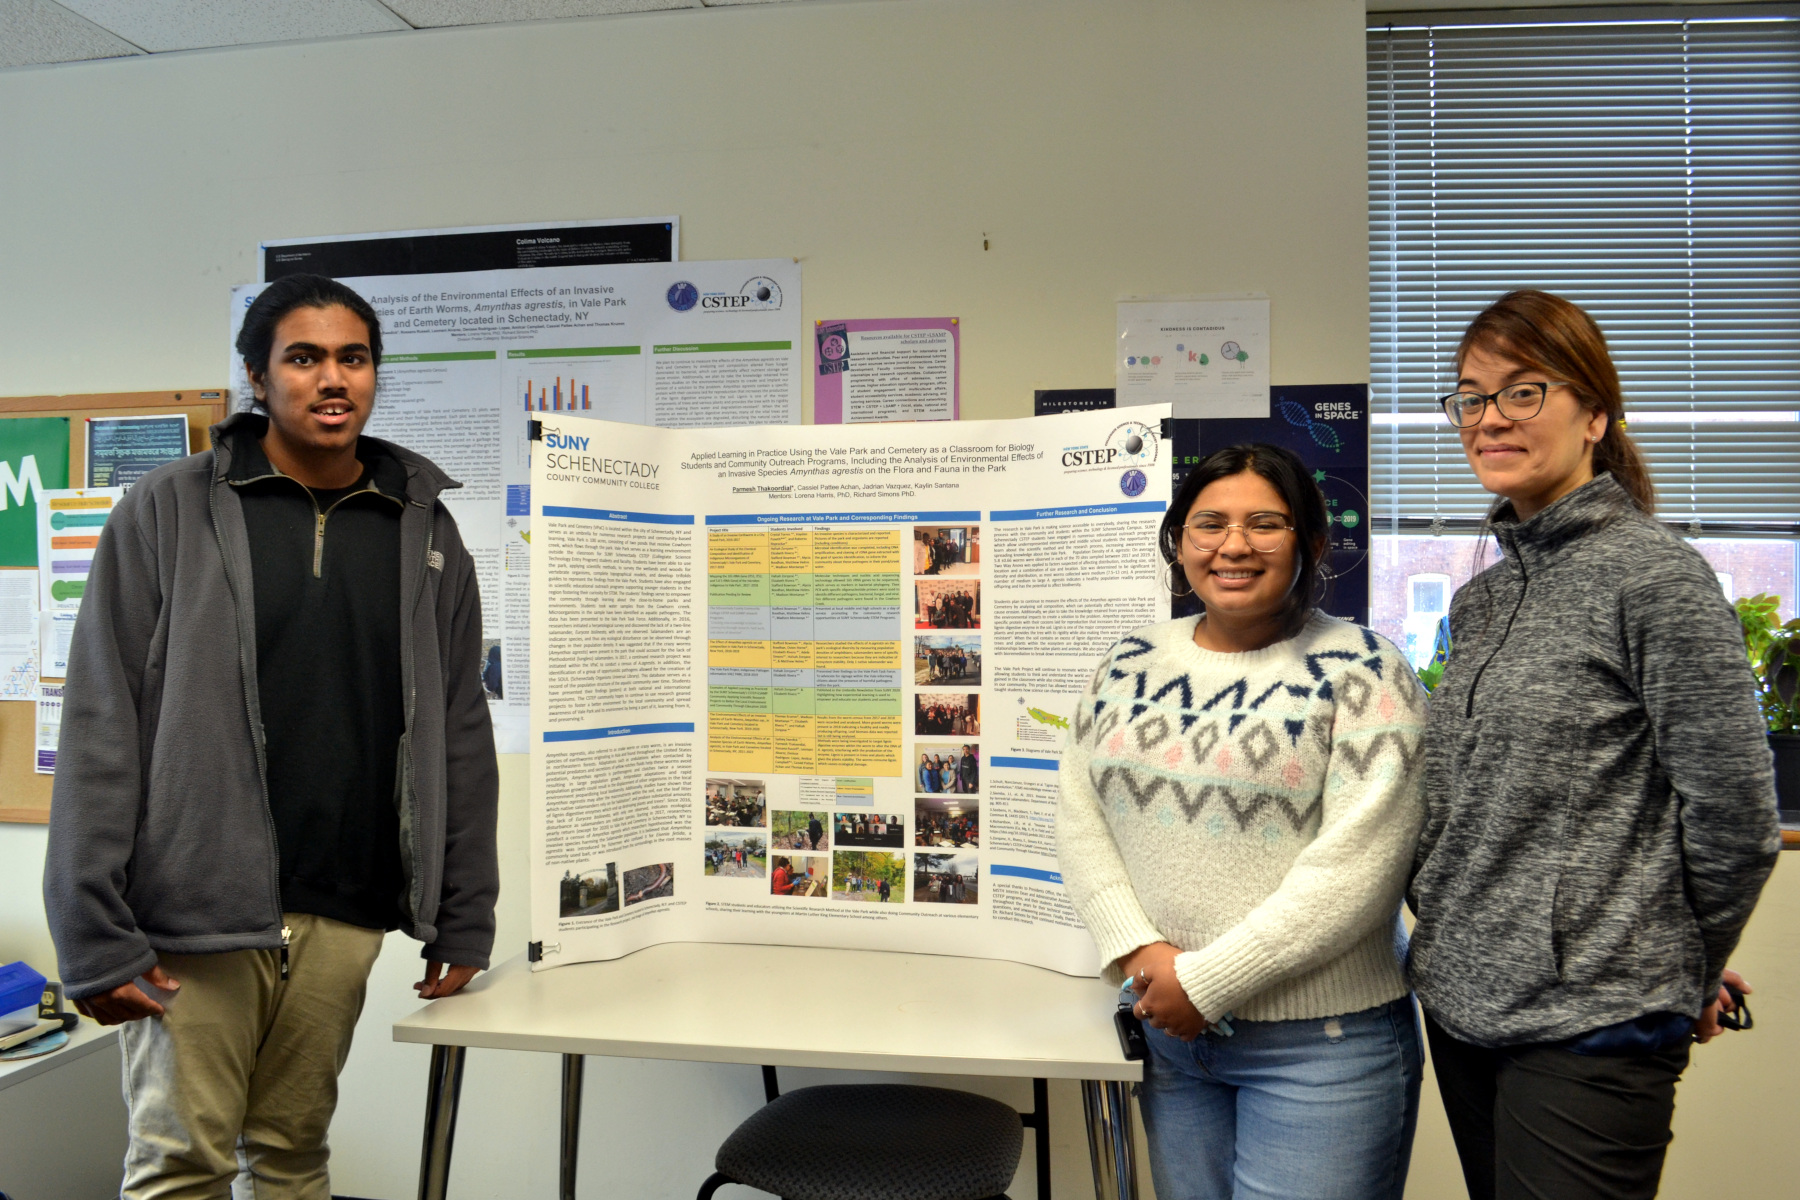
1157, 442, 1331, 641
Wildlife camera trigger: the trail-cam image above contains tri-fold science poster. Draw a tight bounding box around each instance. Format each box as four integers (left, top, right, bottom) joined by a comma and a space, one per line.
528, 406, 1172, 975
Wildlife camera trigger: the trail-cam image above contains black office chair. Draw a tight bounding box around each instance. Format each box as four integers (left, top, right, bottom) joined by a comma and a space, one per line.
696, 1069, 1024, 1200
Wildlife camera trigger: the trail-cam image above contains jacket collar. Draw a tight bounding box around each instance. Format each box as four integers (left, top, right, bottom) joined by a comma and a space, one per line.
1490, 472, 1632, 573
208, 410, 458, 505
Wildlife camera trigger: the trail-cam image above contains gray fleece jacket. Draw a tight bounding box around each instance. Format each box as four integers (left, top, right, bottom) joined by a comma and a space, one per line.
42, 415, 500, 1000
1408, 473, 1779, 1047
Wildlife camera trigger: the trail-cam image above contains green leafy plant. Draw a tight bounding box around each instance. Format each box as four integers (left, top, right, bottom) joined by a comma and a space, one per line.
1735, 594, 1800, 735
1415, 622, 1451, 694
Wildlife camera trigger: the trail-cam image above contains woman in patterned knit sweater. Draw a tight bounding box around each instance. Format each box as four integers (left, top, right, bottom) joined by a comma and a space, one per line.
1057, 444, 1428, 1200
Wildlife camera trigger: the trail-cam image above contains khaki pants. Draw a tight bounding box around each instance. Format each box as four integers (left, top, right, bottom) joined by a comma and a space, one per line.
119, 913, 385, 1200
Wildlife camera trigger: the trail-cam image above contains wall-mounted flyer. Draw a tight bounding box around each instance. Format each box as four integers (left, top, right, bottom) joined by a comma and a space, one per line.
35, 682, 62, 774
1117, 298, 1270, 418
0, 569, 36, 701
36, 488, 123, 613
260, 217, 678, 281
85, 415, 191, 488
813, 317, 959, 423
528, 406, 1172, 975
231, 258, 803, 752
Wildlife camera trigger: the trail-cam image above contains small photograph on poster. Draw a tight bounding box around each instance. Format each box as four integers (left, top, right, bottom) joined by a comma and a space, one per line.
85, 415, 191, 489
915, 692, 979, 737
623, 862, 675, 906
479, 638, 504, 700
914, 795, 980, 849
770, 854, 828, 899
914, 635, 980, 685
833, 812, 905, 849
704, 832, 766, 879
912, 524, 979, 576
771, 809, 829, 852
914, 580, 979, 630
558, 863, 619, 919
913, 852, 979, 905
914, 743, 979, 796
832, 850, 904, 904
705, 778, 767, 828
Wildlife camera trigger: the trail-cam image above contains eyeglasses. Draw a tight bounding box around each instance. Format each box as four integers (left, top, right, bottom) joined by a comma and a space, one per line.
1440, 381, 1566, 427
1184, 518, 1294, 553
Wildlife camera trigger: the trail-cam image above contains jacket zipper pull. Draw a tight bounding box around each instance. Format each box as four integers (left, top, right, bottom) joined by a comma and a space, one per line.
280, 925, 292, 980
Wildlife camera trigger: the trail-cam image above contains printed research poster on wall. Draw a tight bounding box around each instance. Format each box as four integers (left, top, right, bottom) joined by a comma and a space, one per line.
528, 406, 1172, 974
232, 258, 802, 753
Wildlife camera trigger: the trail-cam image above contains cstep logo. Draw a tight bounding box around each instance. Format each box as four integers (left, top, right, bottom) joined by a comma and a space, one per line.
1059, 420, 1160, 474
699, 277, 783, 312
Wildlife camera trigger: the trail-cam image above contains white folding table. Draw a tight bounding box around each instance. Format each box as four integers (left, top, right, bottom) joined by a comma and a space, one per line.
394, 942, 1143, 1200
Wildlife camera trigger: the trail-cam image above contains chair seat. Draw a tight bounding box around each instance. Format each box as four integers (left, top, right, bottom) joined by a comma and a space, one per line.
714, 1083, 1024, 1200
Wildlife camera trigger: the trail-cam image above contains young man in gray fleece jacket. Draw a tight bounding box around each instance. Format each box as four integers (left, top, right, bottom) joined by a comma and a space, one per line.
43, 275, 498, 1199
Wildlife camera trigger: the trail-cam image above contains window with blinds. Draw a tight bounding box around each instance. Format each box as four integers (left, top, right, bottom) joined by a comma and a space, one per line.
1368, 7, 1800, 535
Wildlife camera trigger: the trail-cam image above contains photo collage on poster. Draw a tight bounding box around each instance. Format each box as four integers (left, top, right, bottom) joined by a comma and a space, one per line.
908, 522, 980, 908
695, 521, 983, 911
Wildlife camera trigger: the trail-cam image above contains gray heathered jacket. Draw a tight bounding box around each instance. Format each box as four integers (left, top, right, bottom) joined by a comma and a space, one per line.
1408, 473, 1779, 1047
43, 414, 500, 1000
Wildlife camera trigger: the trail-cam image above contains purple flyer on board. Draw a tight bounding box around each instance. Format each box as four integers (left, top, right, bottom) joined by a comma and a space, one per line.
813, 317, 959, 424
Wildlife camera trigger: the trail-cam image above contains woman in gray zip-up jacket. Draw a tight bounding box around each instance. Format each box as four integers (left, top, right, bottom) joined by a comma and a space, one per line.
1407, 290, 1780, 1200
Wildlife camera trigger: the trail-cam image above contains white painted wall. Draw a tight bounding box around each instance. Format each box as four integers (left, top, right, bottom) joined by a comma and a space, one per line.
2, 2, 1792, 1199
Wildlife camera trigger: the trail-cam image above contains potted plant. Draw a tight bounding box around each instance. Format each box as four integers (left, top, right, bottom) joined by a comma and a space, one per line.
1415, 616, 1451, 694
1735, 594, 1800, 822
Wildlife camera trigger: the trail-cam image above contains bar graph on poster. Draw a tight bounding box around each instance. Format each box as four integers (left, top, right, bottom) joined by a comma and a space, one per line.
512, 347, 645, 418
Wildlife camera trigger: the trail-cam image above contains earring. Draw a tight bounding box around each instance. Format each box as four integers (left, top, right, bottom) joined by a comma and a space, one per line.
1165, 561, 1193, 597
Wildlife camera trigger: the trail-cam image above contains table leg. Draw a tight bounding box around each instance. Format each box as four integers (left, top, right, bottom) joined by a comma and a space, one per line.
417, 1044, 467, 1200
560, 1054, 584, 1200
1016, 1078, 1050, 1200
1080, 1079, 1139, 1200
1036, 1078, 1052, 1200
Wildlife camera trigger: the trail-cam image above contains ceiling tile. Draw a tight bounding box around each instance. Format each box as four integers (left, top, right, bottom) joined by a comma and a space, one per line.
56, 0, 408, 52
384, 0, 694, 27
0, 0, 141, 68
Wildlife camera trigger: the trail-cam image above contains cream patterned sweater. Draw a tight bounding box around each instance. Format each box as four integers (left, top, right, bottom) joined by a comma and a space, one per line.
1057, 613, 1427, 1024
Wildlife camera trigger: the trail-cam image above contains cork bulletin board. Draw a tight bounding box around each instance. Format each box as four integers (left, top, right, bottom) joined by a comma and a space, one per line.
0, 389, 227, 823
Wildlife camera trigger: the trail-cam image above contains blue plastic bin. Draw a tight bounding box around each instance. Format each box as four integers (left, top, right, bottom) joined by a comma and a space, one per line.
0, 961, 47, 1016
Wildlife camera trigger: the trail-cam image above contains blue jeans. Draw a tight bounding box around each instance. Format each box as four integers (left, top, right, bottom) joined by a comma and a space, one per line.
1138, 995, 1423, 1200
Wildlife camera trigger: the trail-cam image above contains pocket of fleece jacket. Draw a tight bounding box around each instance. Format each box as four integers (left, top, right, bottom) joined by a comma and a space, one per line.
1418, 717, 1567, 995
1549, 776, 1641, 987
